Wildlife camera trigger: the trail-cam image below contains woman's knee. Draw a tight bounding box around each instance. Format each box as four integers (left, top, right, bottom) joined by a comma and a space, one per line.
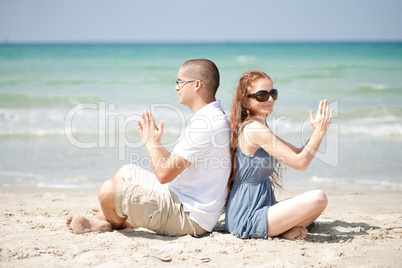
310, 190, 328, 210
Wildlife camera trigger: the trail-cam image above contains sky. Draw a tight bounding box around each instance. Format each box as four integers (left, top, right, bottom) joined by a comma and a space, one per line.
0, 0, 401, 43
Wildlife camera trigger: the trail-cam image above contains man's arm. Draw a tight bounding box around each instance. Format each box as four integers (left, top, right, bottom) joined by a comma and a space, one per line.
137, 110, 191, 184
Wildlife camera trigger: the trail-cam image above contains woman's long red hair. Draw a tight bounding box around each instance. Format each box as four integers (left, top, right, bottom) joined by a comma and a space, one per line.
227, 71, 283, 194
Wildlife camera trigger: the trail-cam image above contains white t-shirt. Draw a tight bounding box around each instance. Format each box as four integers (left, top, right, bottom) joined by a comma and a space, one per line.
168, 101, 231, 232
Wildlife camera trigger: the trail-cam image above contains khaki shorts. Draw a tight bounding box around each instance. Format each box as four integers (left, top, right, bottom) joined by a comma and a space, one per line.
114, 164, 207, 237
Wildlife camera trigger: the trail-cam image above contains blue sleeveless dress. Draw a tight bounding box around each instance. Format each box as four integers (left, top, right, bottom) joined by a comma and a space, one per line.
225, 127, 278, 239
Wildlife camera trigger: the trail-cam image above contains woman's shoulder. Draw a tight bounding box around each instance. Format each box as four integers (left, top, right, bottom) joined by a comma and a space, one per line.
241, 119, 272, 147
243, 120, 270, 135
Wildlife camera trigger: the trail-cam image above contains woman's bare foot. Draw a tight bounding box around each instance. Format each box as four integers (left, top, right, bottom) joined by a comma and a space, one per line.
65, 215, 112, 234
280, 226, 308, 240
306, 221, 316, 232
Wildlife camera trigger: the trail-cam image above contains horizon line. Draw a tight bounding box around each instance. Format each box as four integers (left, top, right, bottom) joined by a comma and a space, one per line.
1, 39, 402, 45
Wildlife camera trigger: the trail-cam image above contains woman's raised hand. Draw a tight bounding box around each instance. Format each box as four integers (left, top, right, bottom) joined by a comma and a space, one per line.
309, 99, 334, 132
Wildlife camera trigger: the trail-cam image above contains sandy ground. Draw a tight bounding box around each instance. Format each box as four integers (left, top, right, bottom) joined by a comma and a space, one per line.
0, 187, 401, 267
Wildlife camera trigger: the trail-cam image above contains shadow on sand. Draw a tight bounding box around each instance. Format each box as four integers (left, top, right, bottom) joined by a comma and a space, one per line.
300, 220, 381, 243
212, 218, 387, 243
117, 218, 398, 244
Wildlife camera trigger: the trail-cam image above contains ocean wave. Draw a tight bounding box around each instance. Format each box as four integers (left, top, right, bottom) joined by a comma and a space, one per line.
340, 123, 402, 137
325, 63, 366, 71
1, 121, 400, 139
324, 63, 402, 72
0, 126, 182, 142
0, 106, 183, 139
356, 83, 388, 91
2, 170, 400, 191
272, 112, 400, 138
351, 83, 402, 94
0, 77, 41, 86
0, 93, 105, 108
0, 75, 145, 88
3, 124, 399, 139
287, 176, 402, 191
1, 105, 401, 138
341, 105, 402, 119
45, 78, 105, 86
0, 171, 97, 188
0, 128, 66, 137
0, 78, 103, 87
236, 55, 256, 64
296, 72, 343, 80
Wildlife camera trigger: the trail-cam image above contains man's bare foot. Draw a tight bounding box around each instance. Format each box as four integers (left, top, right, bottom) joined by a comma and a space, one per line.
92, 206, 133, 229
92, 207, 107, 220
65, 215, 112, 234
280, 226, 308, 240
92, 206, 100, 215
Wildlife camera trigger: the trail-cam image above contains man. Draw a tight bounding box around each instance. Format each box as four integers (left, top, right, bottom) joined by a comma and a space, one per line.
66, 59, 231, 236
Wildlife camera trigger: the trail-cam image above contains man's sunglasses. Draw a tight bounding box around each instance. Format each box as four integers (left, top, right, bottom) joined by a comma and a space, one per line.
247, 89, 278, 102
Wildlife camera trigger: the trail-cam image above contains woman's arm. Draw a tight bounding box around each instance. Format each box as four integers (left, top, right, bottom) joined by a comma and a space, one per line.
275, 136, 305, 154
245, 100, 333, 171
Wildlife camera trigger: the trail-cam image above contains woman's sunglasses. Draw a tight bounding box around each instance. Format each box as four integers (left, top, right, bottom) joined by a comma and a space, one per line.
247, 89, 278, 102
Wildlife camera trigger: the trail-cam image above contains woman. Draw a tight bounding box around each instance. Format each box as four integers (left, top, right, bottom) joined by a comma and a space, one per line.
225, 71, 333, 240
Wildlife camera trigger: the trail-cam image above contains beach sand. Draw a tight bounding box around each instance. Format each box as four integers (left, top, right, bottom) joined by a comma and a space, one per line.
0, 188, 401, 267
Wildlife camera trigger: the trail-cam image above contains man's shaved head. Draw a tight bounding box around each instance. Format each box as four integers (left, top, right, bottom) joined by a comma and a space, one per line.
181, 59, 220, 96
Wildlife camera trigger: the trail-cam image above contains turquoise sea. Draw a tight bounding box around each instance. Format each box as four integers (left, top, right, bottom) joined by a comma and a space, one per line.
0, 43, 401, 190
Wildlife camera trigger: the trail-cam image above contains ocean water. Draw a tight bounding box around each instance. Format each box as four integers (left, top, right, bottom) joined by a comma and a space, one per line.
0, 43, 401, 191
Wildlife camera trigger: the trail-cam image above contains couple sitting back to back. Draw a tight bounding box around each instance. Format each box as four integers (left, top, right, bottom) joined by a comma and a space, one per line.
67, 59, 333, 240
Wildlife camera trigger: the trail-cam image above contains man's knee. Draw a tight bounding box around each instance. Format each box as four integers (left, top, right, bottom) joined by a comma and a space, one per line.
113, 164, 130, 181
98, 179, 117, 204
